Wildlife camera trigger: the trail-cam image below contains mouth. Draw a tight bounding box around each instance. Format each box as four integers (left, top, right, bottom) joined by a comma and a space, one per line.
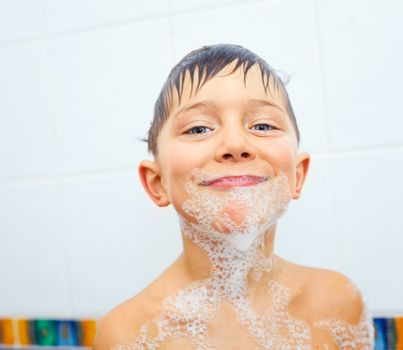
200, 175, 268, 188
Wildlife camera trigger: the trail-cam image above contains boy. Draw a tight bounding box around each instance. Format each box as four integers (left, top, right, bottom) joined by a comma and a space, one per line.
94, 44, 374, 349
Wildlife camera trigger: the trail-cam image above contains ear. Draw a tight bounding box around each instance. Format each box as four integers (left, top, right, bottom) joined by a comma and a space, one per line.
293, 152, 310, 200
138, 160, 170, 207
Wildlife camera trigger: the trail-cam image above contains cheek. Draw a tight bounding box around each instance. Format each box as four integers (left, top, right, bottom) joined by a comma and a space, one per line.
165, 140, 213, 177
159, 144, 203, 209
262, 141, 297, 188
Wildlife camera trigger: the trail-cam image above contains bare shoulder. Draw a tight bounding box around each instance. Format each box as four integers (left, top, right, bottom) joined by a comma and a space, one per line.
301, 264, 366, 324
295, 264, 374, 348
278, 258, 367, 325
93, 257, 188, 349
93, 293, 160, 350
93, 258, 187, 349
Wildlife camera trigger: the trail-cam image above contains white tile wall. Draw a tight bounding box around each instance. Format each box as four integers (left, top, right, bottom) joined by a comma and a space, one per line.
0, 0, 402, 317
0, 0, 46, 45
44, 0, 170, 34
171, 0, 249, 12
48, 19, 173, 174
0, 181, 71, 316
330, 149, 403, 311
317, 0, 403, 151
0, 43, 57, 180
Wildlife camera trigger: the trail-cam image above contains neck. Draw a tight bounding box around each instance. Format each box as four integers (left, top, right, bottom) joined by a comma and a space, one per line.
178, 222, 278, 290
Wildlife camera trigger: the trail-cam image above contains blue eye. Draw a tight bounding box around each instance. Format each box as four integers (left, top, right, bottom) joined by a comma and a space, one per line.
186, 126, 211, 134
251, 123, 276, 132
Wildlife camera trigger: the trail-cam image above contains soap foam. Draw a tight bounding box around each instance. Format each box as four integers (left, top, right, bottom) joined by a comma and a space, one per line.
181, 169, 291, 252
314, 302, 374, 349
114, 170, 374, 349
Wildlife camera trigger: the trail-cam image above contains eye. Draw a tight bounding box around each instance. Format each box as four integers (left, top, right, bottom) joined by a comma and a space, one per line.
185, 126, 213, 135
251, 123, 277, 132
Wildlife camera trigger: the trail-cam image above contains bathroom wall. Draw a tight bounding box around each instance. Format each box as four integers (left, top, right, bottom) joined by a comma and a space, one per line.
0, 0, 402, 318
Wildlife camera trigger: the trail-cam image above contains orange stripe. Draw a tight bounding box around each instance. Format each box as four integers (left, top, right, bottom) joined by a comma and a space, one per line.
396, 317, 403, 350
17, 319, 31, 345
81, 320, 97, 347
0, 319, 15, 345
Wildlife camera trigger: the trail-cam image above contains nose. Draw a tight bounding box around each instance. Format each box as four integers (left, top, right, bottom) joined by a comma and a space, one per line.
215, 126, 256, 163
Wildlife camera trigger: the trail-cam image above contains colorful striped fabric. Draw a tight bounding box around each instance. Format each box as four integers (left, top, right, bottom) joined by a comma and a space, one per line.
1, 317, 403, 348
374, 317, 403, 350
0, 319, 96, 348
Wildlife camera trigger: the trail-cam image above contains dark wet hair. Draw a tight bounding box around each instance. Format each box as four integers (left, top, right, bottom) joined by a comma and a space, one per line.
146, 44, 300, 155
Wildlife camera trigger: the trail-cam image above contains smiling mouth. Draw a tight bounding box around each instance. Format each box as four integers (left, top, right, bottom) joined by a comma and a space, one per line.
200, 175, 268, 188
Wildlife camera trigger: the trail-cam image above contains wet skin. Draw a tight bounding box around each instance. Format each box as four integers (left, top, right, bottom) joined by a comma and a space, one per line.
93, 64, 372, 350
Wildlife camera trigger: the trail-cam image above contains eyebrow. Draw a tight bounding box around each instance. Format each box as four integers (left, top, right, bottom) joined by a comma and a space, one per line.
172, 101, 216, 119
172, 98, 284, 119
246, 98, 284, 112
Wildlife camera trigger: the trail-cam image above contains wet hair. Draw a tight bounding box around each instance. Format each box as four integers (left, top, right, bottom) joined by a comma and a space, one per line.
146, 44, 300, 155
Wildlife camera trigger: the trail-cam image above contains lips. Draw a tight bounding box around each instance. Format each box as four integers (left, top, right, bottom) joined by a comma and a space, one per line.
200, 175, 268, 188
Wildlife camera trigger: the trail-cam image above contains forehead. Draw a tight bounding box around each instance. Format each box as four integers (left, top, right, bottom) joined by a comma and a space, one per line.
168, 63, 288, 116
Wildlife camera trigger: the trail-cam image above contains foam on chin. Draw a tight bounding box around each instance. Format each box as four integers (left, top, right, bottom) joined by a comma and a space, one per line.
180, 169, 291, 252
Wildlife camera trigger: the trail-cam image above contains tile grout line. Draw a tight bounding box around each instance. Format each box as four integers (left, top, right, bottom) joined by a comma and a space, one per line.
41, 0, 74, 316
0, 0, 279, 51
2, 143, 403, 186
166, 0, 177, 68
312, 0, 341, 270
0, 168, 138, 186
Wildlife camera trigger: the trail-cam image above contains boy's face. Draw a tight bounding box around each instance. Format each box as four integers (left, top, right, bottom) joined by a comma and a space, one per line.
139, 63, 310, 222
